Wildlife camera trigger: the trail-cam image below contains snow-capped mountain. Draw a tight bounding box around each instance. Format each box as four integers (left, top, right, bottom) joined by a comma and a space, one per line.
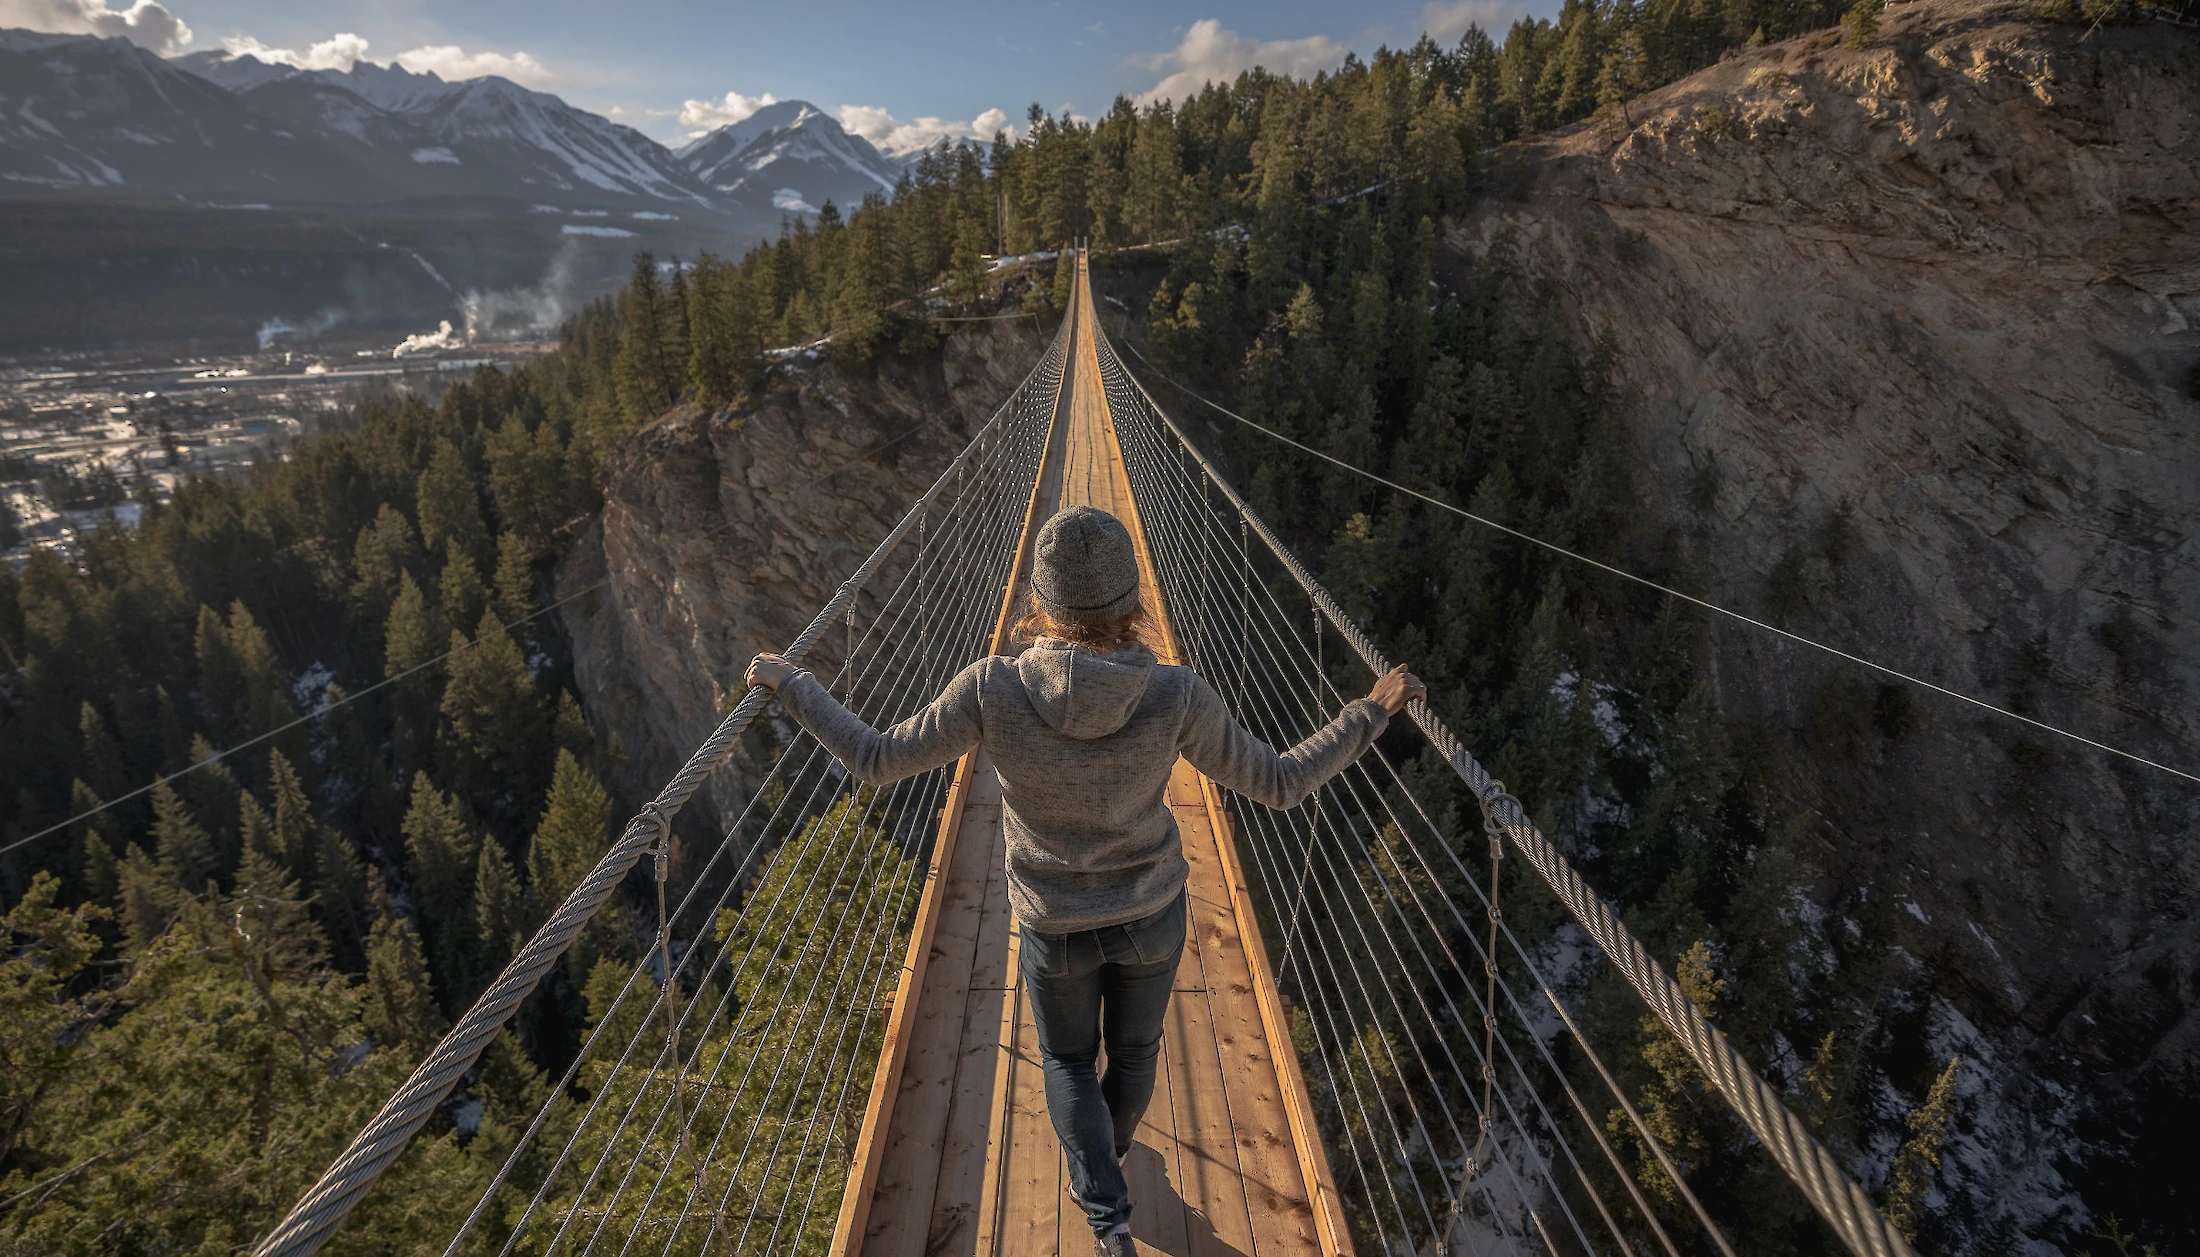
677, 100, 904, 218
306, 60, 462, 113
0, 32, 391, 199
0, 29, 919, 234
411, 76, 715, 207
169, 48, 297, 92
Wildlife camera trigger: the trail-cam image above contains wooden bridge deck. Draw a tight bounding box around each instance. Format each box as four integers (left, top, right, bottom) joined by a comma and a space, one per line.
830, 253, 1351, 1257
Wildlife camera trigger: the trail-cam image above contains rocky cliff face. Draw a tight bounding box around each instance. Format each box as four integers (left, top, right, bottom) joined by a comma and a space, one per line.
556, 321, 1048, 849
1451, 0, 2197, 1239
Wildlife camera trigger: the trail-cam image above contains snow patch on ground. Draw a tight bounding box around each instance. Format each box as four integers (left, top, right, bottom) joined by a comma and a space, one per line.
1923, 1000, 2088, 1253
562, 224, 635, 238
409, 146, 460, 164
630, 210, 678, 220
292, 662, 336, 713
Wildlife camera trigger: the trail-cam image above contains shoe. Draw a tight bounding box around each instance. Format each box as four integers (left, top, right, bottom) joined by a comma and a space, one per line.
1092, 1230, 1136, 1257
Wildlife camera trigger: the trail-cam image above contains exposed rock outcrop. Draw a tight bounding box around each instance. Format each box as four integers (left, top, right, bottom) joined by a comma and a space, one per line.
556, 321, 1049, 845
1450, 0, 2197, 1239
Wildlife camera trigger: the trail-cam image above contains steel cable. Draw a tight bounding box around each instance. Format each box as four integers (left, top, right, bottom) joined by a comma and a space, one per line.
1099, 327, 1917, 1257
256, 305, 1073, 1257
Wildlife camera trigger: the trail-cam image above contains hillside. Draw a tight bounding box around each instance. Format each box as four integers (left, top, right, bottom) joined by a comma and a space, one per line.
1450, 0, 2199, 1239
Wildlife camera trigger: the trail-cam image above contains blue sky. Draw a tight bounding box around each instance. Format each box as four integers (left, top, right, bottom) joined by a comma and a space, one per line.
7, 0, 1548, 146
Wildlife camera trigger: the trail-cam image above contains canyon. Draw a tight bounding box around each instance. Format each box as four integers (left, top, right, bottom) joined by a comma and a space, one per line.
560, 1, 2199, 1245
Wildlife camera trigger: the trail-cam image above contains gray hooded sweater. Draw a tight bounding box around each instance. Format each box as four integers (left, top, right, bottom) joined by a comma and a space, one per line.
775, 639, 1389, 933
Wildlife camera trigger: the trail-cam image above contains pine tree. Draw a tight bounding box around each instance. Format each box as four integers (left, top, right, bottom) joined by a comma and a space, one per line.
1885, 1057, 1961, 1240
191, 601, 297, 749
437, 540, 489, 641
181, 735, 242, 873
614, 252, 678, 422
494, 529, 536, 627
552, 690, 594, 765
440, 610, 547, 806
832, 210, 894, 359
385, 570, 440, 774
315, 827, 371, 969
1841, 0, 1882, 47
1598, 30, 1649, 124
401, 772, 481, 1002
363, 871, 446, 1058
474, 839, 523, 978
1051, 251, 1076, 310
68, 778, 118, 901
385, 571, 437, 683
664, 261, 693, 392
351, 503, 422, 623
116, 842, 181, 952
685, 254, 738, 406
78, 701, 126, 800
527, 749, 626, 975
193, 604, 242, 735
486, 413, 574, 552
229, 847, 327, 990
238, 793, 273, 872
417, 439, 490, 569
267, 748, 313, 883
0, 874, 106, 1164
150, 779, 216, 893
948, 212, 989, 311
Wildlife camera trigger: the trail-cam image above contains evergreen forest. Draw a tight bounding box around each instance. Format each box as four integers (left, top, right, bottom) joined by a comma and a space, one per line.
0, 1, 2104, 1251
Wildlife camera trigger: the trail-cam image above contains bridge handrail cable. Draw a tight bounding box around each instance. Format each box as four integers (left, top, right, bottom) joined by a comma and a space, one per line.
253, 310, 1077, 1257
1093, 316, 1919, 1257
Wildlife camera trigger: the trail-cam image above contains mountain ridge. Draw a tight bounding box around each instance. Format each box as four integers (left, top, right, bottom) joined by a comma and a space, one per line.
2, 30, 912, 230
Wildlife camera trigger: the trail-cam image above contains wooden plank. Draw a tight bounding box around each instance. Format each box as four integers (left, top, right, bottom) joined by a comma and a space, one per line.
996, 981, 1065, 1257
1157, 853, 1260, 1257
1127, 1031, 1193, 1256
1174, 795, 1324, 1257
1074, 245, 1352, 1255
924, 795, 1014, 1256
1200, 782, 1352, 1256
970, 920, 1023, 1257
829, 273, 1075, 1257
858, 778, 998, 1256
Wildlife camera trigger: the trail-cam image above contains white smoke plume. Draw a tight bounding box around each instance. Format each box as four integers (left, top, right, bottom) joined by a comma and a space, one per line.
257, 307, 346, 349
458, 239, 584, 340
392, 321, 462, 358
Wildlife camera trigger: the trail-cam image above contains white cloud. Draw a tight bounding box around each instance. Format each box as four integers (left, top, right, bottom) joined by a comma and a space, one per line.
1420, 0, 1534, 41
678, 90, 779, 131
0, 0, 192, 53
221, 31, 369, 71
213, 30, 552, 85
836, 104, 1012, 157
392, 44, 551, 85
1136, 19, 1344, 106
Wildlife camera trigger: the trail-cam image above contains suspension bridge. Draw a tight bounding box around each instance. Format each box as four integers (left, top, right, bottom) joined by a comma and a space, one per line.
252, 252, 1917, 1257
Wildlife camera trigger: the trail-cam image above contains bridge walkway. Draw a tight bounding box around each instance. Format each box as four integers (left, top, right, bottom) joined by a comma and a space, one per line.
830, 252, 1350, 1257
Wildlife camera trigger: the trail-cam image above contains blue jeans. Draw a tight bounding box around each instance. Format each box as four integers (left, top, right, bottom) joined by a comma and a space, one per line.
1018, 891, 1186, 1236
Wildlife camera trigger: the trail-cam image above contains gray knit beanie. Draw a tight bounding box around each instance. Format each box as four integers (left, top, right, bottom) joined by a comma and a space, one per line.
1032, 506, 1140, 626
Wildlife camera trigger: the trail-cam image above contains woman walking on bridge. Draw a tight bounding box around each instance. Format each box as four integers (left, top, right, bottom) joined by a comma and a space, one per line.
747, 504, 1422, 1257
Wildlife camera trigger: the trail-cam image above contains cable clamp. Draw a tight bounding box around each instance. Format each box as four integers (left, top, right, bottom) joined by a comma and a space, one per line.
639, 802, 673, 881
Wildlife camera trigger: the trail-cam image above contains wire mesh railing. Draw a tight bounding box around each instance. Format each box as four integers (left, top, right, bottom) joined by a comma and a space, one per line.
254, 310, 1072, 1257
1090, 308, 1914, 1257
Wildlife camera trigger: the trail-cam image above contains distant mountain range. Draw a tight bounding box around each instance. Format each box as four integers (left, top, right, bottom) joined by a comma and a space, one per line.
0, 29, 919, 232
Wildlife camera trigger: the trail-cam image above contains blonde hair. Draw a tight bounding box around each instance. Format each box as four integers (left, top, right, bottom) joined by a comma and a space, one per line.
1012, 590, 1155, 653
